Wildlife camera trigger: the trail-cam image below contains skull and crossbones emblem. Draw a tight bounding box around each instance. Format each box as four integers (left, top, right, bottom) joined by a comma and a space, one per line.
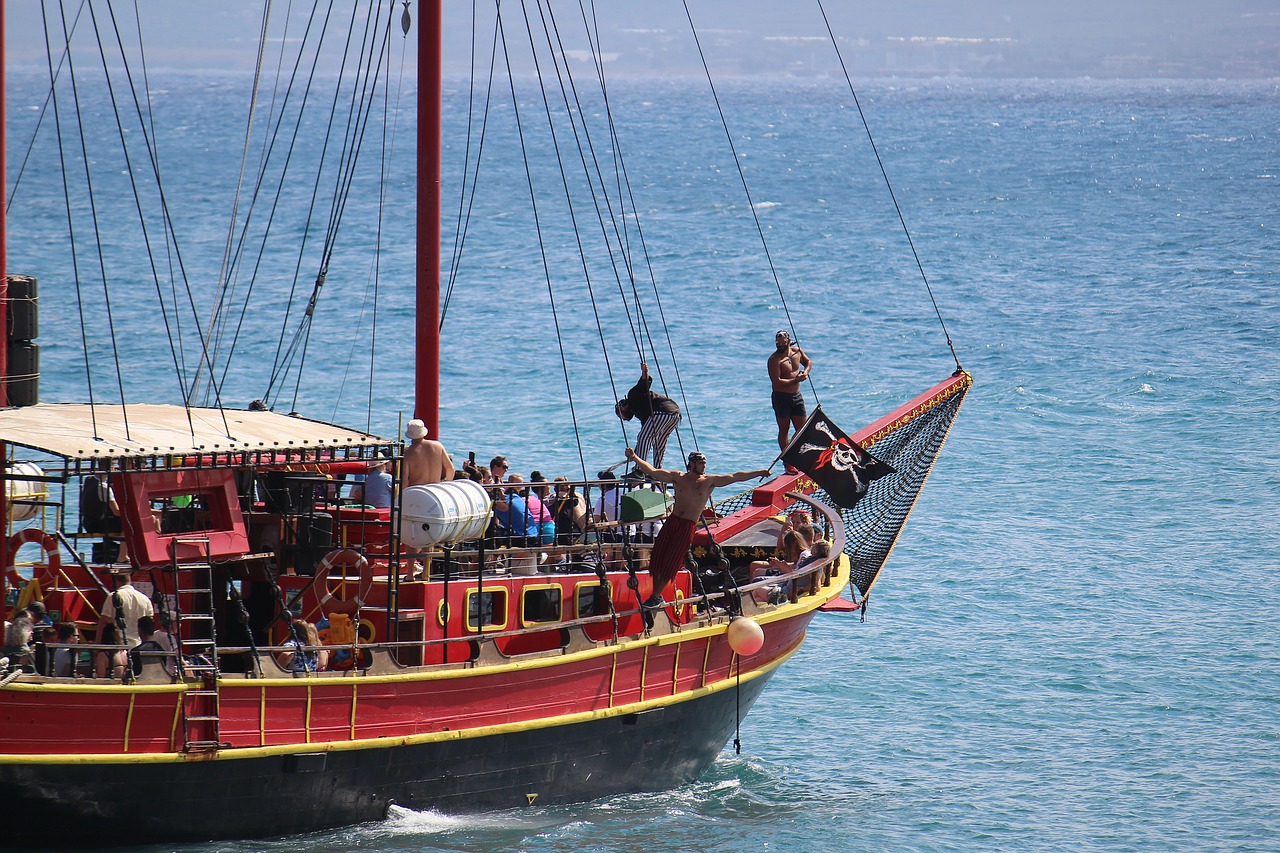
800, 418, 867, 473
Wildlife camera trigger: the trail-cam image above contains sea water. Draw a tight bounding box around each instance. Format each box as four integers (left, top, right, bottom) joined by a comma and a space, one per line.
5, 74, 1279, 851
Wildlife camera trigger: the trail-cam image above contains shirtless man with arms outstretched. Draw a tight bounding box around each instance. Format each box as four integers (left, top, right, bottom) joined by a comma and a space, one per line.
625, 447, 771, 616
767, 330, 812, 460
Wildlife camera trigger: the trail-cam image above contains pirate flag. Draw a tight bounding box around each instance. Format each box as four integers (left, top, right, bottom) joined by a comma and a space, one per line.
780, 407, 895, 508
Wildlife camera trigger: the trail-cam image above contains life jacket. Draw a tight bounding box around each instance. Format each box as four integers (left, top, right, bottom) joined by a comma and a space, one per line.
129, 640, 167, 677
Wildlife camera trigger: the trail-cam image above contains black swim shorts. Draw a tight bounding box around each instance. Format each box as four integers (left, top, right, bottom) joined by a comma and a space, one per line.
771, 390, 806, 419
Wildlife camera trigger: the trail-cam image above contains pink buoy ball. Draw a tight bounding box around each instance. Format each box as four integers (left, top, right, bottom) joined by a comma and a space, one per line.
726, 617, 764, 656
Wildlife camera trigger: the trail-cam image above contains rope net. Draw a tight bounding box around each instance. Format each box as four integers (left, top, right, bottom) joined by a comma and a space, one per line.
714, 373, 971, 597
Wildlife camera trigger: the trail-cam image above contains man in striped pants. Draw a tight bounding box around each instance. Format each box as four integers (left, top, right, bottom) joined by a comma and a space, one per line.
616, 361, 682, 468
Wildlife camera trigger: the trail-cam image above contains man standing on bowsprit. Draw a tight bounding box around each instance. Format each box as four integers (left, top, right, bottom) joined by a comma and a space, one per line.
767, 330, 812, 469
615, 361, 681, 469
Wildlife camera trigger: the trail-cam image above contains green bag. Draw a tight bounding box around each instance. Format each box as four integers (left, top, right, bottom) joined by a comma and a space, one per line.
619, 489, 673, 523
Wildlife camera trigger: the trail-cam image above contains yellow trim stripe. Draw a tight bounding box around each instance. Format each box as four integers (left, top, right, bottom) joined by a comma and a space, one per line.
671, 641, 682, 695
609, 649, 618, 706
0, 682, 188, 694
169, 693, 182, 752
124, 693, 136, 752
349, 682, 358, 740
863, 371, 971, 448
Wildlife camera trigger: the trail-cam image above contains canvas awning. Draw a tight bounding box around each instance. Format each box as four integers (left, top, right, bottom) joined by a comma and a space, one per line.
0, 403, 391, 461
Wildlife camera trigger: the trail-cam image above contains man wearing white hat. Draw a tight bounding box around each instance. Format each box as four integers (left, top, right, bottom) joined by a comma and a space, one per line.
400, 419, 454, 578
402, 419, 453, 488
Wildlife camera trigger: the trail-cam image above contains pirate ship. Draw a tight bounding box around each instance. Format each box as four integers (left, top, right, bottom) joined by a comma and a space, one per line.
0, 2, 969, 846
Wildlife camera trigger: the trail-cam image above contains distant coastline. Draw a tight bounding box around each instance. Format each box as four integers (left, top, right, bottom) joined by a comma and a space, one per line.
6, 7, 1279, 81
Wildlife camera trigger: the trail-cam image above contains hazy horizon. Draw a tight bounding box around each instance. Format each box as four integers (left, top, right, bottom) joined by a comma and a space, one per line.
5, 2, 1279, 79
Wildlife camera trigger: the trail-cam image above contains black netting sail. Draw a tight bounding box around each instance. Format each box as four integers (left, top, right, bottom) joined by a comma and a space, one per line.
836, 373, 970, 597
713, 371, 971, 598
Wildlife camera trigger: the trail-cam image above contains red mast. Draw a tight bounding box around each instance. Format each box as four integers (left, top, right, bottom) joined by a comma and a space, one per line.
415, 0, 442, 436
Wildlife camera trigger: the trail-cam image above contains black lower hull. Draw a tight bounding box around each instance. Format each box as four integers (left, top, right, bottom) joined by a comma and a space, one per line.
2, 672, 772, 848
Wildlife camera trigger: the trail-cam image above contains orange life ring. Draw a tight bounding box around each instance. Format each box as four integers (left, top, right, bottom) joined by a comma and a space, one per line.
315, 548, 372, 616
7, 528, 62, 595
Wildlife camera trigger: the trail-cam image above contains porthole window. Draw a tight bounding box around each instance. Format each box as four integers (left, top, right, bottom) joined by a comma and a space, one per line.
575, 582, 611, 619
467, 589, 508, 631
521, 586, 562, 625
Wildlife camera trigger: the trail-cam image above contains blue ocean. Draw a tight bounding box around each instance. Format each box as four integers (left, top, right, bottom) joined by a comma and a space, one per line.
6, 69, 1278, 851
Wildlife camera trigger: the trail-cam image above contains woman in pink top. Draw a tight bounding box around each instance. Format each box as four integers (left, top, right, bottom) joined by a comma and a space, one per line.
509, 474, 555, 544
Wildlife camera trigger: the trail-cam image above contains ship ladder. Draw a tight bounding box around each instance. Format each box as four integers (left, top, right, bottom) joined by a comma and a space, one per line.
170, 537, 223, 751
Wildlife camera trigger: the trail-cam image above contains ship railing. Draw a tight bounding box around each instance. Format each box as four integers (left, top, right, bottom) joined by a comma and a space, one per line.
204, 559, 842, 675
19, 495, 845, 681
201, 492, 847, 671
414, 540, 653, 578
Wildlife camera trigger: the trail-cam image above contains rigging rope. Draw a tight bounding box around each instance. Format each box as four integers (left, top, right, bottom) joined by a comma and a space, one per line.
52, 1, 132, 436
286, 1, 392, 413
681, 0, 820, 412
563, 0, 701, 454
51, 0, 236, 439
276, 2, 367, 408
8, 2, 83, 211
288, 2, 395, 413
497, 5, 597, 481
515, 0, 636, 457
94, 2, 212, 437
443, 1, 705, 474
546, 0, 698, 463
203, 1, 385, 410
245, 3, 339, 405
417, 2, 714, 479
441, 2, 498, 327
528, 0, 704, 465
367, 6, 413, 430
329, 1, 413, 431
816, 0, 962, 371
120, 1, 197, 414
170, 1, 398, 420
196, 0, 275, 406
40, 1, 98, 436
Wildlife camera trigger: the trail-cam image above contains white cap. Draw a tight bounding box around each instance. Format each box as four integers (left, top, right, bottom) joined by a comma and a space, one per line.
405, 419, 427, 439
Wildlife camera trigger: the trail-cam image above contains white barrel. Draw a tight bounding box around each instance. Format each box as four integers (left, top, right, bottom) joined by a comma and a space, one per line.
400, 480, 492, 547
7, 462, 47, 522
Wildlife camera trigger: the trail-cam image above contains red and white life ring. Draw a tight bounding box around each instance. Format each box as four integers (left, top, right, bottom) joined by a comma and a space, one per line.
315, 548, 372, 616
7, 528, 62, 597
